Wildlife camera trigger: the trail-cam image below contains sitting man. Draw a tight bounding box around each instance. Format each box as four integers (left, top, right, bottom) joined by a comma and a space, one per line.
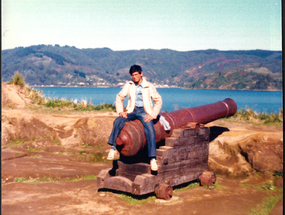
107, 64, 162, 171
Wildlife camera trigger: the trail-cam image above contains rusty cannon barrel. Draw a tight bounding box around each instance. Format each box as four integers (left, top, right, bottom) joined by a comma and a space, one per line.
116, 98, 237, 156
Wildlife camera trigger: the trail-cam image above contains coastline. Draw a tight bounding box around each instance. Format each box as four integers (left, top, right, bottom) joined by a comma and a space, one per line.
29, 84, 282, 92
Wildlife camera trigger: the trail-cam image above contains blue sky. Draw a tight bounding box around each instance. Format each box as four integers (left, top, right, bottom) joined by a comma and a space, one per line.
1, 0, 282, 51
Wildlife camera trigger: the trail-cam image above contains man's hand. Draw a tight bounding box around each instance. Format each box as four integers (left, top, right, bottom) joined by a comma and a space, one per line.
144, 114, 154, 122
119, 112, 128, 118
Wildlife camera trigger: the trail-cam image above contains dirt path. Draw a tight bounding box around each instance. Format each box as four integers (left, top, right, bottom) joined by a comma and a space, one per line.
1, 174, 281, 215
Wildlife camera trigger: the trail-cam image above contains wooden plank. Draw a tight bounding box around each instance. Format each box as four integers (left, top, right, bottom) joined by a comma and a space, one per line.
103, 176, 133, 193
117, 161, 151, 181
183, 128, 197, 137
198, 127, 210, 135
132, 174, 158, 195
97, 168, 112, 188
118, 161, 150, 173
170, 128, 184, 138
157, 156, 208, 173
165, 136, 196, 147
157, 143, 209, 165
169, 171, 202, 187
131, 165, 208, 195
155, 166, 208, 187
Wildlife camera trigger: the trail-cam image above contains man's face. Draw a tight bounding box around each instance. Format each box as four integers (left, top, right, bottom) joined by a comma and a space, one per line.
131, 71, 143, 84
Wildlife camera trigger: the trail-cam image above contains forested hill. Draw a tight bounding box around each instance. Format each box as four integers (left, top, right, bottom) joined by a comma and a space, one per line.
2, 45, 282, 90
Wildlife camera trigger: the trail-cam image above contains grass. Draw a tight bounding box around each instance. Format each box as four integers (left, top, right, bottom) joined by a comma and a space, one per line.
14, 177, 29, 183
81, 142, 101, 149
36, 94, 115, 112
118, 194, 156, 205
226, 105, 283, 126
248, 193, 283, 215
28, 148, 39, 152
6, 139, 28, 147
208, 182, 225, 190
118, 180, 217, 204
6, 72, 116, 112
13, 175, 97, 183
67, 175, 97, 182
273, 171, 283, 179
239, 173, 283, 214
77, 152, 106, 162
27, 86, 116, 112
173, 181, 200, 194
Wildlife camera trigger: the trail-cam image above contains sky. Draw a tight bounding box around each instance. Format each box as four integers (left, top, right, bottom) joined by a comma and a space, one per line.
1, 0, 282, 51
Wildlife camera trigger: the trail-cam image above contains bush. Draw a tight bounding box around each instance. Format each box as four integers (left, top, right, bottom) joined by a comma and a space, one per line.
230, 106, 283, 125
8, 71, 25, 87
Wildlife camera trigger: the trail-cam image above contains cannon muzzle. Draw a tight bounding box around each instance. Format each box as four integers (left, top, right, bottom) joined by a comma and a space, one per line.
116, 98, 237, 156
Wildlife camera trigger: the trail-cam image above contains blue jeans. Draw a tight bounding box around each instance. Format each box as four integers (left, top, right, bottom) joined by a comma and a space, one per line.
108, 107, 157, 158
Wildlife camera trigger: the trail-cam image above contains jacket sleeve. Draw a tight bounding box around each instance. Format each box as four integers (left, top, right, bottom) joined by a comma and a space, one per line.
116, 82, 129, 113
150, 85, 162, 118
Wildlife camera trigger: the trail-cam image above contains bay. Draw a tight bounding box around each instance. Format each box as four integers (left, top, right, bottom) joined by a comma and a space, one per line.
34, 87, 283, 113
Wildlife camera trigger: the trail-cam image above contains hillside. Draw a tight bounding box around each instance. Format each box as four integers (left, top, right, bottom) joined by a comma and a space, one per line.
2, 45, 282, 90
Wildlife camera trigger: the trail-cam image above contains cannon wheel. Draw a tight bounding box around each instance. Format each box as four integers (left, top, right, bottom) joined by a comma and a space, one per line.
199, 171, 216, 187
154, 184, 173, 200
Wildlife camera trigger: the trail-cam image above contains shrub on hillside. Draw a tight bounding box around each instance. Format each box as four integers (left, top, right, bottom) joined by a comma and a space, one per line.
230, 106, 283, 125
8, 71, 25, 87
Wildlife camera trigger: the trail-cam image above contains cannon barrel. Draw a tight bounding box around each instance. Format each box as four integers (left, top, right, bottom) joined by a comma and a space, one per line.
116, 98, 237, 156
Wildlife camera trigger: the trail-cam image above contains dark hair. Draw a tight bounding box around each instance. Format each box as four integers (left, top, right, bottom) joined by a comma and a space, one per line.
129, 65, 142, 75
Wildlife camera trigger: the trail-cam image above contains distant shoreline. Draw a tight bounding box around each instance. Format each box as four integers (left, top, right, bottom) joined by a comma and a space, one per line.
30, 84, 282, 92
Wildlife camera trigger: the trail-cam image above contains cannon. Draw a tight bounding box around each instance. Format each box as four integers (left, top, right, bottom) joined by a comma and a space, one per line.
97, 98, 237, 199
116, 98, 237, 156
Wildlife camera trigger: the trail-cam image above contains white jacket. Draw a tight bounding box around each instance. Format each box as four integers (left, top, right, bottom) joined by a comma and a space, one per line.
116, 77, 162, 119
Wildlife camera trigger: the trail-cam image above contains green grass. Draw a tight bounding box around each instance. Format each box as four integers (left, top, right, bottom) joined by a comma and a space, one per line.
227, 106, 283, 126
248, 193, 283, 215
77, 152, 106, 162
273, 171, 283, 179
209, 182, 225, 190
240, 183, 249, 188
173, 181, 200, 194
81, 142, 102, 149
5, 72, 116, 112
28, 148, 39, 152
29, 89, 116, 112
66, 175, 97, 182
14, 177, 29, 182
6, 139, 28, 147
52, 140, 60, 145
13, 175, 97, 183
118, 194, 156, 205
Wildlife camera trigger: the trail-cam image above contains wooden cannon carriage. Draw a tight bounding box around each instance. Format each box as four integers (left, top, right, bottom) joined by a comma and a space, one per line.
97, 98, 237, 199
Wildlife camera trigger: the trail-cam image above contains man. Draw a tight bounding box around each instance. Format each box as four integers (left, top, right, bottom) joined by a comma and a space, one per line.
107, 64, 162, 171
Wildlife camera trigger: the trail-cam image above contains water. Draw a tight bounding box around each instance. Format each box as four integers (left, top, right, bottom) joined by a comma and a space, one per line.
34, 87, 283, 113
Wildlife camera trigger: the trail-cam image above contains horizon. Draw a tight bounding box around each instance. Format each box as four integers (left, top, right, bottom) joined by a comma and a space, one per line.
2, 44, 282, 52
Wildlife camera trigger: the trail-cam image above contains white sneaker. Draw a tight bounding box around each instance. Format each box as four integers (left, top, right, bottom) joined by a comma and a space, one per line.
150, 159, 158, 171
107, 149, 116, 160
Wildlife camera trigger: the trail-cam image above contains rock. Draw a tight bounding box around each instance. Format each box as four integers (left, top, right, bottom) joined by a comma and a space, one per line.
73, 117, 114, 147
1, 83, 30, 108
208, 124, 283, 177
2, 114, 59, 142
2, 109, 115, 149
238, 134, 283, 172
